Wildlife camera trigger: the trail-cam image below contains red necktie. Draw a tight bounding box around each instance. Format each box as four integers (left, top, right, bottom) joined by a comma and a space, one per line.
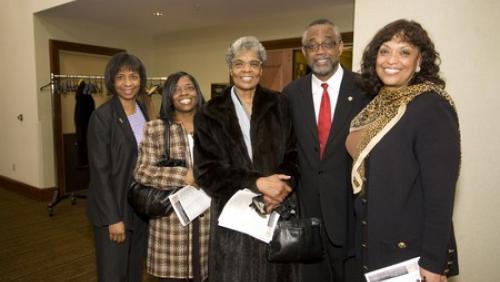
318, 83, 331, 159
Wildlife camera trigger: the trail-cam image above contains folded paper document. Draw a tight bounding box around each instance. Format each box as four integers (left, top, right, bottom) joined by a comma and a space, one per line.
365, 257, 421, 282
218, 188, 279, 243
169, 185, 211, 226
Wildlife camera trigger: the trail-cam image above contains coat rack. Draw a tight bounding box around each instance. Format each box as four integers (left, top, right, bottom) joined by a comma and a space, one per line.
41, 73, 167, 216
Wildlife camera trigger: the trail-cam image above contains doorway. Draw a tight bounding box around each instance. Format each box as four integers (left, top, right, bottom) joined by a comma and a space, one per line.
48, 40, 124, 215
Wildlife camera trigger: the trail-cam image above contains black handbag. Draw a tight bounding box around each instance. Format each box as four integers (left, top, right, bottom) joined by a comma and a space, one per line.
128, 120, 187, 217
266, 194, 324, 262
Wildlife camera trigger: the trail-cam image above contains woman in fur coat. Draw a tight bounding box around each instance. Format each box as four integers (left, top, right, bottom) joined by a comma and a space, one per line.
193, 36, 299, 282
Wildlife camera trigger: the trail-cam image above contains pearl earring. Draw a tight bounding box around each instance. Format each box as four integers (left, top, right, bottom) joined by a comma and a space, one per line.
416, 65, 421, 73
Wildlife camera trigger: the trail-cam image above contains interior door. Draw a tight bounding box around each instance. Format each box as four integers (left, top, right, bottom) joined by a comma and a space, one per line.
260, 49, 293, 92
59, 51, 112, 193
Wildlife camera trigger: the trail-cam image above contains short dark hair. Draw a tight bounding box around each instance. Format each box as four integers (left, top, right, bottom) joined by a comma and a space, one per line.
104, 52, 147, 96
159, 71, 205, 122
361, 19, 445, 95
302, 18, 342, 45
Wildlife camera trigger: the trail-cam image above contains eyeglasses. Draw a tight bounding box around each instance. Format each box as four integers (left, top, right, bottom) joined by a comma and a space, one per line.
303, 40, 340, 52
174, 85, 196, 94
231, 60, 262, 70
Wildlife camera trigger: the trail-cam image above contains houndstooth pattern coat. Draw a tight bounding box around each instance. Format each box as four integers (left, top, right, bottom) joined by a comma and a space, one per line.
134, 119, 210, 279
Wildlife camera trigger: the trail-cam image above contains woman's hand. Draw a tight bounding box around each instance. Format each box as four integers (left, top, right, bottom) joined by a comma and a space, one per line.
256, 174, 292, 212
420, 267, 447, 282
185, 169, 196, 186
108, 221, 126, 243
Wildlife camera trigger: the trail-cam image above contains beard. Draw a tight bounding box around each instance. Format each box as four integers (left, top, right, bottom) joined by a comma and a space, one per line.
310, 56, 339, 77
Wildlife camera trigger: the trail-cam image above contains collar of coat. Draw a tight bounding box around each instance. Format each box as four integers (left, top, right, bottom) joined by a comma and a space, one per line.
200, 85, 281, 125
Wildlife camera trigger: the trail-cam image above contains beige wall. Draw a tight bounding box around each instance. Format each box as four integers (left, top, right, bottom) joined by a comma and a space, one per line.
353, 0, 500, 281
31, 11, 155, 188
152, 3, 354, 100
0, 0, 74, 187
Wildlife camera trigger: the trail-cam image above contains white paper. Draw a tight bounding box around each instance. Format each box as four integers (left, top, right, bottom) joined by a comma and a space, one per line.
365, 257, 421, 282
217, 188, 280, 243
168, 185, 211, 226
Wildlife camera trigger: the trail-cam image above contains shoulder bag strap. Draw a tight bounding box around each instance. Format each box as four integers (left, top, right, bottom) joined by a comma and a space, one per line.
163, 119, 171, 159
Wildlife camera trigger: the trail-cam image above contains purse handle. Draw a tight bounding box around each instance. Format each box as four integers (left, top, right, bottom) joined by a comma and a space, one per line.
162, 119, 171, 159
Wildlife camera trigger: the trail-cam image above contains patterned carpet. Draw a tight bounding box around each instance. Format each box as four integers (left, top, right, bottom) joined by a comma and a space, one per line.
0, 188, 153, 281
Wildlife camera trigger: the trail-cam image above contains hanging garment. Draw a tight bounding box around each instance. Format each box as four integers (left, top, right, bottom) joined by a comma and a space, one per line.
74, 80, 95, 167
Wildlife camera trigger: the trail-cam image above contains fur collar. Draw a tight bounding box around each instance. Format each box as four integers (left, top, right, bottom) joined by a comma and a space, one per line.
201, 85, 280, 125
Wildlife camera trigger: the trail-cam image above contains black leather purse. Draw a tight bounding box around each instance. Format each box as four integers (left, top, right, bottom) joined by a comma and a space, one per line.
266, 194, 324, 262
128, 120, 186, 217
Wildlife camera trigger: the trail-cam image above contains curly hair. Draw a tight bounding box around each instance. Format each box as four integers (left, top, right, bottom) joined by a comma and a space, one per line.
360, 19, 445, 95
225, 36, 267, 67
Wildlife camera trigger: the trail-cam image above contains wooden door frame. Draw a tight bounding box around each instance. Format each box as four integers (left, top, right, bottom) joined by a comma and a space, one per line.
261, 32, 353, 50
48, 40, 124, 196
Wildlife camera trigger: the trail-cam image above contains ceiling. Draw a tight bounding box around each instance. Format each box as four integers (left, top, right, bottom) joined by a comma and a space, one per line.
37, 0, 353, 36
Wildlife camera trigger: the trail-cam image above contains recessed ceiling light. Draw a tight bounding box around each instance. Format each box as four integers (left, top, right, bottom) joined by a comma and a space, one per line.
152, 11, 164, 16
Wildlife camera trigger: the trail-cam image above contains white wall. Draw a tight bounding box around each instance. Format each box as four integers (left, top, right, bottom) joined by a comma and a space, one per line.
0, 0, 74, 187
353, 0, 500, 281
152, 3, 354, 100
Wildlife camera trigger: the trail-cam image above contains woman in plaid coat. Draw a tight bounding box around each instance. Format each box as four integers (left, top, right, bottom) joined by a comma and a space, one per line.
134, 72, 209, 282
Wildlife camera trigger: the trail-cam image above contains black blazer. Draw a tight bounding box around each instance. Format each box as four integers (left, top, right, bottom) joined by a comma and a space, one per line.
361, 92, 460, 275
86, 96, 148, 229
283, 70, 370, 248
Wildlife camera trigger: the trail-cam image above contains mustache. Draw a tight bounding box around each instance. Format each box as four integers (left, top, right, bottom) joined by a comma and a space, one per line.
313, 56, 334, 63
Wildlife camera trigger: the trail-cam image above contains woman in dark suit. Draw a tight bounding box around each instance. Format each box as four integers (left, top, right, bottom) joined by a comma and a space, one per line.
346, 19, 460, 282
193, 36, 298, 282
86, 52, 149, 282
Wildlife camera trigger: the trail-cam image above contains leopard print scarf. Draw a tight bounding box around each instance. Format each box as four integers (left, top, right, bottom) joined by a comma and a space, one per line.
350, 82, 456, 194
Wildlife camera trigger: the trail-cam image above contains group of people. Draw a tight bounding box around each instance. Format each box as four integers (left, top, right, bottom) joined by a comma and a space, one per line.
85, 17, 460, 282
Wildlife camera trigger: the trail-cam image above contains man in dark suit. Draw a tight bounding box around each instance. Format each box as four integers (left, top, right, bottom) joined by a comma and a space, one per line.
282, 19, 370, 282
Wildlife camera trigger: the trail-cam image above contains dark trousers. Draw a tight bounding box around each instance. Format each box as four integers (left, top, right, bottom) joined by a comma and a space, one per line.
344, 256, 366, 282
300, 228, 346, 282
93, 218, 147, 282
158, 279, 208, 282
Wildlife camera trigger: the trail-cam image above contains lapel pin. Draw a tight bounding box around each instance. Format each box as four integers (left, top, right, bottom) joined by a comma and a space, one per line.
347, 96, 353, 102
118, 118, 123, 124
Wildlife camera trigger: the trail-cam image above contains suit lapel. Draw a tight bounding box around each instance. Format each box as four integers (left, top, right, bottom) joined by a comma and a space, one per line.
111, 96, 138, 150
324, 71, 356, 158
299, 75, 319, 141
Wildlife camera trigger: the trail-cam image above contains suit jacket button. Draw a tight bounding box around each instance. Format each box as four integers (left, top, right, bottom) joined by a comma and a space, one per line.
363, 265, 368, 271
361, 220, 367, 225
361, 243, 367, 248
361, 198, 367, 204
397, 242, 407, 249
